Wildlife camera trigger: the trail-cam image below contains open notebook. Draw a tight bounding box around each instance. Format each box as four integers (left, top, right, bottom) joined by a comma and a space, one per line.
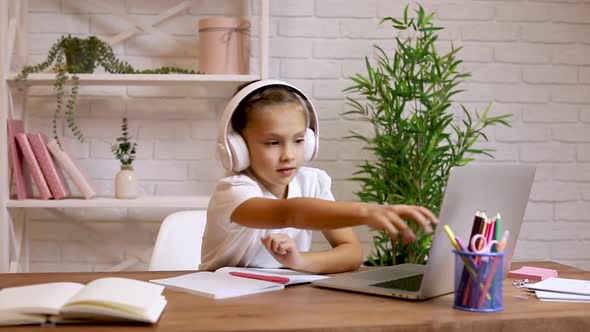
0, 278, 166, 326
150, 267, 328, 300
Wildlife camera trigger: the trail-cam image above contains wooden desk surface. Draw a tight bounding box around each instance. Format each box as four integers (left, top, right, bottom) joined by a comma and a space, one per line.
0, 261, 588, 332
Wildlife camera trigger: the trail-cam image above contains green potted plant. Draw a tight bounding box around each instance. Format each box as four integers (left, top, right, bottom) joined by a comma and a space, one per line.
17, 35, 197, 149
343, 5, 511, 266
111, 117, 139, 199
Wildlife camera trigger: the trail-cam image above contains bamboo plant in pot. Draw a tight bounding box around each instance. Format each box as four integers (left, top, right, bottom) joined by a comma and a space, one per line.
343, 5, 512, 266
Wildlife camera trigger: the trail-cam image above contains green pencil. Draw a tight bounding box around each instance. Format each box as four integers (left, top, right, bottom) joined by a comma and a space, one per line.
491, 212, 502, 309
494, 213, 502, 243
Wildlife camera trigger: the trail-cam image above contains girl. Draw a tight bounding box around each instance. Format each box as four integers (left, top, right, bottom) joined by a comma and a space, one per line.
200, 80, 437, 273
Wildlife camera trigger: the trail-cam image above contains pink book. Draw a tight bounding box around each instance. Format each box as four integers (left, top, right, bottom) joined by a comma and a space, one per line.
27, 133, 71, 200
15, 132, 52, 200
46, 139, 97, 199
6, 119, 32, 200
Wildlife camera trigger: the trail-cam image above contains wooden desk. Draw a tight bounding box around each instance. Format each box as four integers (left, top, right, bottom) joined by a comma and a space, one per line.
0, 261, 588, 331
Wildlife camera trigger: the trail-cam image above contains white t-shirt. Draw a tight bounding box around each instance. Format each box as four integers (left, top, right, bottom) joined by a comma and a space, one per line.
199, 167, 335, 271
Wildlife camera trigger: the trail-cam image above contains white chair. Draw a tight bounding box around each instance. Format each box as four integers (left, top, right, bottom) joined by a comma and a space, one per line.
148, 210, 207, 271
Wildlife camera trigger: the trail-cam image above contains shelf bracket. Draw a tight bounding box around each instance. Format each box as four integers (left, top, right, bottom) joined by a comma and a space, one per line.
105, 1, 194, 47
4, 18, 16, 80
8, 208, 27, 272
93, 1, 199, 55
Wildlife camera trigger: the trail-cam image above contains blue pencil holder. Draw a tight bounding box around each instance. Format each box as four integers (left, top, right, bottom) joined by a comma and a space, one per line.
452, 249, 504, 312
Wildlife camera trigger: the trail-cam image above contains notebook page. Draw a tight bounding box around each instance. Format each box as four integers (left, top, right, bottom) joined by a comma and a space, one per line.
527, 277, 590, 296
535, 290, 590, 302
0, 282, 84, 315
0, 312, 47, 326
63, 278, 165, 314
59, 296, 167, 323
150, 271, 284, 299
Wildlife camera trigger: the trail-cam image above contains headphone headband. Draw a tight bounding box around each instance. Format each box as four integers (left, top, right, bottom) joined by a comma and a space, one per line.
217, 79, 319, 172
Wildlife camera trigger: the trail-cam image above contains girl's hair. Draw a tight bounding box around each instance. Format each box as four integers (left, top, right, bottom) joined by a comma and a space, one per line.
231, 83, 311, 134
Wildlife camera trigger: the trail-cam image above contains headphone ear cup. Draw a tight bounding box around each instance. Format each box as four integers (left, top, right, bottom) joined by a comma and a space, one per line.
227, 131, 250, 172
304, 128, 316, 163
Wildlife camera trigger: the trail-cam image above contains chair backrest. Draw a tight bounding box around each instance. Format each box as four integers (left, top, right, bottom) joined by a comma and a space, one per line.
149, 210, 207, 271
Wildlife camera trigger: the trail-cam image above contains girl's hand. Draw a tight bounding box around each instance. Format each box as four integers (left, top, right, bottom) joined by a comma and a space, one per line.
364, 203, 438, 244
260, 233, 304, 270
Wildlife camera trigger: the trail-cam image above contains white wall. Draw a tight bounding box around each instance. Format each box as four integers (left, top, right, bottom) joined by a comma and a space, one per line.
19, 0, 590, 272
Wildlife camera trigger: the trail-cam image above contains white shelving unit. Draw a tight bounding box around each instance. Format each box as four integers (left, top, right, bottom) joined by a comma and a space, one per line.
6, 196, 211, 209
6, 73, 261, 87
0, 0, 269, 273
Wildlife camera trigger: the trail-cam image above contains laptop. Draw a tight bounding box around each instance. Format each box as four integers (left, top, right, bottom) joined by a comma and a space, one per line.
312, 164, 536, 300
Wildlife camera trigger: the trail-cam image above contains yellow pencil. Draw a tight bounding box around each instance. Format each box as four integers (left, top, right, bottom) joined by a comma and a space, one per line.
444, 225, 477, 276
443, 225, 459, 250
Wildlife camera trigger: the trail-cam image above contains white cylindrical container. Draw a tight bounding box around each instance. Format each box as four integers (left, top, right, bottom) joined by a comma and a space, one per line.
115, 164, 139, 199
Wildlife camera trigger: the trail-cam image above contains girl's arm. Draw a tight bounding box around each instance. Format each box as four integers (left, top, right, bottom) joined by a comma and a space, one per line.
232, 197, 437, 244
301, 228, 363, 273
261, 228, 363, 274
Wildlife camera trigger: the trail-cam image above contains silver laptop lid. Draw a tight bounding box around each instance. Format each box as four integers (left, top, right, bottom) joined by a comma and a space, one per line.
419, 164, 535, 299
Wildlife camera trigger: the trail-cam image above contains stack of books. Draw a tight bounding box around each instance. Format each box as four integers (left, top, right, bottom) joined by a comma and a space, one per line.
7, 119, 97, 200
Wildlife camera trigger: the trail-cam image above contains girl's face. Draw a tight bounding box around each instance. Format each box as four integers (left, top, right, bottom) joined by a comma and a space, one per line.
242, 103, 307, 199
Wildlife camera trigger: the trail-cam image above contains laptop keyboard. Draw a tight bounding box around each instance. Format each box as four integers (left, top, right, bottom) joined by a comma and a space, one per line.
369, 273, 424, 292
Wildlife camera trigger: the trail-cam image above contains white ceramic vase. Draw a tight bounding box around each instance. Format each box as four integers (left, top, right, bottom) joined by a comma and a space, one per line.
115, 164, 139, 199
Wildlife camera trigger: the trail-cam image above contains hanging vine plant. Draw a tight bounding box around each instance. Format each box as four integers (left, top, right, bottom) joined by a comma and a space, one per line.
17, 35, 198, 149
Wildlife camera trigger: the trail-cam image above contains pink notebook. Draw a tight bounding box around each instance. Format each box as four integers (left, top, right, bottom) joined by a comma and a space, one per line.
508, 266, 558, 281
27, 133, 70, 200
15, 132, 52, 200
46, 139, 97, 199
6, 120, 32, 200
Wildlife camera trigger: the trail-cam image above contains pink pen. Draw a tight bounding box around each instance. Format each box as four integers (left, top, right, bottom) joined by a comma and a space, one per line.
229, 271, 290, 285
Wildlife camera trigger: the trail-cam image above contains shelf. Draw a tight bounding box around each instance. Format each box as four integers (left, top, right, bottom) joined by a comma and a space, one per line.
6, 195, 210, 209
1, 0, 269, 273
6, 73, 260, 86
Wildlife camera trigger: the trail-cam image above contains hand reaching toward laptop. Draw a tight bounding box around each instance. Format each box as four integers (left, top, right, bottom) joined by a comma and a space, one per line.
362, 203, 438, 244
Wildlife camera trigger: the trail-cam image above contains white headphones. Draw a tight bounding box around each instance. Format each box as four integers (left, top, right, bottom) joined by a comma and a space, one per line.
217, 79, 319, 173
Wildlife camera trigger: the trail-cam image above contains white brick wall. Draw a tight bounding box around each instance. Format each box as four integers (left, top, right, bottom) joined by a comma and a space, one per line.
19, 0, 590, 272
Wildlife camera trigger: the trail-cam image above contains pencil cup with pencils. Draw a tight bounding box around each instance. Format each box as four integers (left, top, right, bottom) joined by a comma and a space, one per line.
453, 250, 504, 312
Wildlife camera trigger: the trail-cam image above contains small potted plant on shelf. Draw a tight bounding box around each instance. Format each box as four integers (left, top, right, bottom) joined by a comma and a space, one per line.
343, 5, 512, 266
17, 35, 197, 149
111, 117, 139, 199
